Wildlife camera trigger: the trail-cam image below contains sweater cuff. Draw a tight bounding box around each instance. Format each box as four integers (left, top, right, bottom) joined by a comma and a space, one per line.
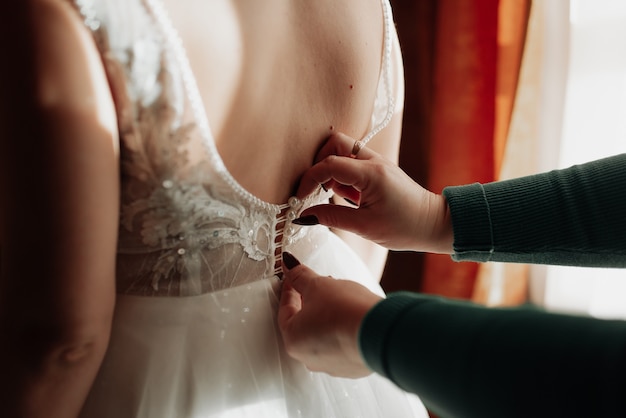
443, 183, 494, 262
358, 293, 424, 377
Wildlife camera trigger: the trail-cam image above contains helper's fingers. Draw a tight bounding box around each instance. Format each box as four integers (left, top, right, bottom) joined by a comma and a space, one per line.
277, 282, 302, 331
333, 184, 362, 206
282, 262, 318, 297
314, 132, 376, 163
297, 203, 364, 235
296, 155, 371, 199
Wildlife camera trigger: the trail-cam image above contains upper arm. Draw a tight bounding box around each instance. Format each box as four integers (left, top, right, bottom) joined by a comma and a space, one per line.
0, 0, 119, 349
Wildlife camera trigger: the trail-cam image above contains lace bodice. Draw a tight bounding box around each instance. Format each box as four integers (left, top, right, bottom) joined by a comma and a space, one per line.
72, 0, 397, 296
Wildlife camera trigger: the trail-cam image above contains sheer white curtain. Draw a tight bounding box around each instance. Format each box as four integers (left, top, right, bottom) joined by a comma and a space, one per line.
518, 0, 626, 319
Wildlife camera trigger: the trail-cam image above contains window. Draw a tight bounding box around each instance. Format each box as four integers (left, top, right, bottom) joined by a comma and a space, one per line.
529, 0, 626, 319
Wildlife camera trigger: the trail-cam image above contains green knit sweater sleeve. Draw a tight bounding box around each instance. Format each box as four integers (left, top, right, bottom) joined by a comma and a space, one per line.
442, 154, 626, 266
359, 292, 626, 418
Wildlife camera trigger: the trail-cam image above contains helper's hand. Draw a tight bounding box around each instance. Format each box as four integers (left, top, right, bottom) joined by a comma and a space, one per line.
278, 252, 380, 378
295, 132, 453, 253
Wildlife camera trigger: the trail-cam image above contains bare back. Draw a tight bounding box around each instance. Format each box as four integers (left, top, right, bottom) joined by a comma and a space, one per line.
165, 0, 388, 203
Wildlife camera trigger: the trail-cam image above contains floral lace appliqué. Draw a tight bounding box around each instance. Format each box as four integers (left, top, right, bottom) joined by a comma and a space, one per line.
121, 179, 274, 292
72, 0, 279, 295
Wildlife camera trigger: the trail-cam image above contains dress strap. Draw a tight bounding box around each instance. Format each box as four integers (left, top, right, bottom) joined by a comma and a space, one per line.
72, 0, 102, 31
360, 0, 399, 146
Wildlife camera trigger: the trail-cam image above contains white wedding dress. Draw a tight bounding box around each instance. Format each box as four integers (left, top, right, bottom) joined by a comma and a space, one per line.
72, 0, 429, 416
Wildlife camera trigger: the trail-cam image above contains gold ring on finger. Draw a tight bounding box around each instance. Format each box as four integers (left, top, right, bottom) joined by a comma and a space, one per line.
350, 140, 365, 158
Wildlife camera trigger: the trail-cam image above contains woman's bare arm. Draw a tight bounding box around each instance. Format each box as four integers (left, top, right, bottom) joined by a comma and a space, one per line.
0, 1, 119, 416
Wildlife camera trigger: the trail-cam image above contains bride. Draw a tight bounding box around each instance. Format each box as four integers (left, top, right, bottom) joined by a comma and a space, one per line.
0, 0, 428, 416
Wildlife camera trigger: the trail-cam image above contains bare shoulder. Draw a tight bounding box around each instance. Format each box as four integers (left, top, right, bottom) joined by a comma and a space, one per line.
20, 0, 114, 116
0, 0, 117, 200
0, 1, 117, 149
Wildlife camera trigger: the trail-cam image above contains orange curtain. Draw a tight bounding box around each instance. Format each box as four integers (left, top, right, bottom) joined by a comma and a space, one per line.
421, 0, 499, 299
471, 0, 532, 306
383, 1, 531, 301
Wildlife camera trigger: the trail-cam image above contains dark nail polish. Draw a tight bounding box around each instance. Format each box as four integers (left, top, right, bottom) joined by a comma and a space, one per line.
292, 215, 319, 226
345, 198, 358, 206
282, 252, 301, 270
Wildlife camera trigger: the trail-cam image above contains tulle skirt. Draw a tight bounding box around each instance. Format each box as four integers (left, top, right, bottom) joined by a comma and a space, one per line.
80, 226, 428, 417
